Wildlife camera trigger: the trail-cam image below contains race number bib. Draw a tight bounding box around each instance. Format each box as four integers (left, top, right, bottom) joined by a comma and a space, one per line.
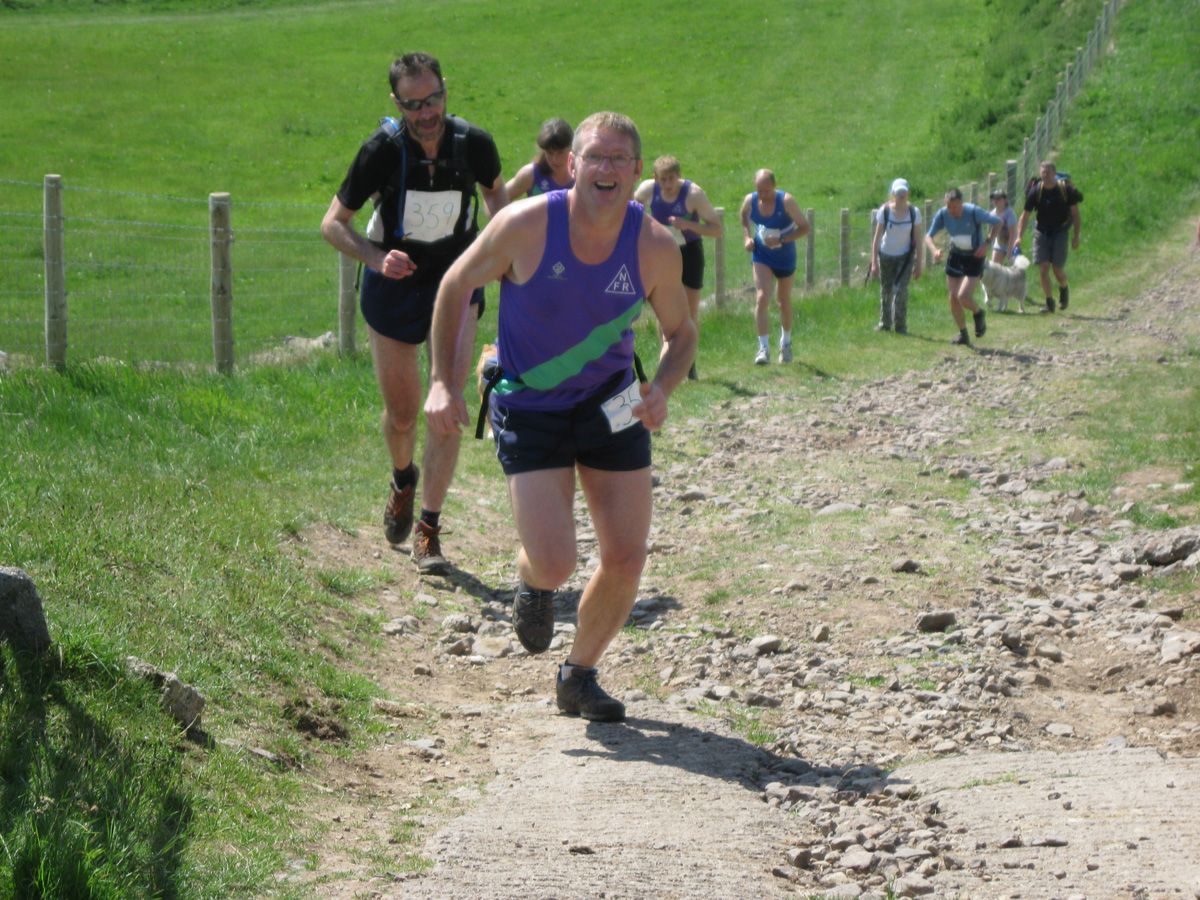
757, 225, 781, 243
600, 380, 642, 434
403, 190, 463, 243
950, 233, 975, 251
670, 225, 687, 246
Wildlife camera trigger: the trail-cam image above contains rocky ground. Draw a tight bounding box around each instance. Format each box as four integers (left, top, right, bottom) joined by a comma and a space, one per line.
278, 247, 1200, 899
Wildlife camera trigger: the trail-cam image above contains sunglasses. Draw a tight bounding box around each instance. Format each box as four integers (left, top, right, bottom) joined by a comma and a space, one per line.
396, 89, 445, 112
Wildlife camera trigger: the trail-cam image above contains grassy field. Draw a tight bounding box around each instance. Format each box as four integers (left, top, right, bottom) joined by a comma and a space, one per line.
2, 0, 1200, 897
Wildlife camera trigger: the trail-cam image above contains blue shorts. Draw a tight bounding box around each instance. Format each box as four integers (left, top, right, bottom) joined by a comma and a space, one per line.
490, 390, 651, 475
360, 266, 484, 344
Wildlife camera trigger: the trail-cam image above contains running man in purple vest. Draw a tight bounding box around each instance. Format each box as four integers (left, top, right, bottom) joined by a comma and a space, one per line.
424, 112, 697, 722
635, 156, 722, 380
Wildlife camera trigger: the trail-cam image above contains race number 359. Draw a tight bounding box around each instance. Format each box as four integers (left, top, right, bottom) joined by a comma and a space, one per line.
403, 190, 462, 243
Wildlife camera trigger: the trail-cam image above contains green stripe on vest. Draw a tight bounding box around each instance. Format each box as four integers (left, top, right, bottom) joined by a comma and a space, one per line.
494, 298, 644, 395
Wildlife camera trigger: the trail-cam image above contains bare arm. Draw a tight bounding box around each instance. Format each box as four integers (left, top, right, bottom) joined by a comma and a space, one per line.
424, 204, 536, 435
479, 173, 509, 221
636, 222, 697, 431
781, 194, 812, 243
675, 184, 723, 238
633, 179, 655, 206
321, 195, 416, 280
1013, 209, 1031, 250
870, 209, 885, 272
740, 194, 755, 252
503, 164, 535, 201
1069, 204, 1081, 249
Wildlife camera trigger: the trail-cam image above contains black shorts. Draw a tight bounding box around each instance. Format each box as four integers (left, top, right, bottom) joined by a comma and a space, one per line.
360, 266, 484, 344
680, 240, 705, 291
490, 391, 652, 476
945, 251, 984, 280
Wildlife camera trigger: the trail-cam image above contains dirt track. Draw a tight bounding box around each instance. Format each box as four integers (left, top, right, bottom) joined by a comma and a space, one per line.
285, 245, 1200, 900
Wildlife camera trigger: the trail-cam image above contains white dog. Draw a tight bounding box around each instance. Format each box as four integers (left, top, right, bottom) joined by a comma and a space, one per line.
980, 255, 1031, 313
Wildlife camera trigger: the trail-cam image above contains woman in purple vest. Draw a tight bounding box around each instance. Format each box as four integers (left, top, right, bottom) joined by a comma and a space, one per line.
505, 117, 574, 200
634, 156, 722, 380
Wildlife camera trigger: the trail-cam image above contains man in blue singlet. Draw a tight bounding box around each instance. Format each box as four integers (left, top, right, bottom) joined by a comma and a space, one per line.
739, 169, 812, 365
424, 112, 697, 723
321, 52, 508, 573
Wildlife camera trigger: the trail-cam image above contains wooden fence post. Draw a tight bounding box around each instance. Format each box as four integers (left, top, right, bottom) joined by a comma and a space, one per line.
713, 206, 726, 310
209, 192, 234, 374
43, 174, 67, 371
839, 209, 850, 287
338, 252, 357, 356
969, 181, 979, 206
805, 208, 815, 290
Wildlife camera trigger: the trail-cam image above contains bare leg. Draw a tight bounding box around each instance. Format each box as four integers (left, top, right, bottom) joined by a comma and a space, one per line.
419, 309, 478, 514
752, 262, 776, 337
776, 274, 795, 333
566, 465, 652, 668
367, 327, 422, 470
506, 466, 578, 591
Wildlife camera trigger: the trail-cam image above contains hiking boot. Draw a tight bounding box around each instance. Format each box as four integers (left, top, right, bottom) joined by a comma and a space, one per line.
512, 582, 555, 654
778, 343, 793, 364
950, 330, 971, 347
754, 346, 769, 366
973, 309, 986, 338
875, 322, 891, 332
1044, 297, 1055, 314
384, 467, 418, 544
1059, 285, 1069, 310
895, 325, 908, 335
556, 666, 626, 722
412, 520, 448, 573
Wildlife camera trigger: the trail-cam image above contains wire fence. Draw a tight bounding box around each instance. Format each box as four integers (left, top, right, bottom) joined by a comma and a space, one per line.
0, 0, 1117, 371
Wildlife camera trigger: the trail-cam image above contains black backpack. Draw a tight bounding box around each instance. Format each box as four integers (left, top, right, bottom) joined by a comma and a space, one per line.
377, 114, 478, 244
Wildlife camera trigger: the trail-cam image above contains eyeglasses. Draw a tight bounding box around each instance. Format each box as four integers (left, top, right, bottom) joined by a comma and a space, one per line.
396, 89, 445, 112
579, 152, 638, 170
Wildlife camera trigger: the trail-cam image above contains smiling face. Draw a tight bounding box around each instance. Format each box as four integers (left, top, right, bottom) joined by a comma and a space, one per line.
393, 70, 446, 148
569, 125, 643, 210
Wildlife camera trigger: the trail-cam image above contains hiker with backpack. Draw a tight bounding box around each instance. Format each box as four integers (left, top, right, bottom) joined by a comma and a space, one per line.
1013, 161, 1083, 313
869, 178, 924, 334
925, 187, 1003, 347
321, 52, 508, 573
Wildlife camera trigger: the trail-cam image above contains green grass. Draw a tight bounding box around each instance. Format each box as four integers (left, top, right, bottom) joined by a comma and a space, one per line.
2, 0, 1199, 896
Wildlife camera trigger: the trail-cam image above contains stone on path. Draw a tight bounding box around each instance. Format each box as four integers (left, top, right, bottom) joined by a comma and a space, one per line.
916, 610, 956, 633
0, 566, 52, 654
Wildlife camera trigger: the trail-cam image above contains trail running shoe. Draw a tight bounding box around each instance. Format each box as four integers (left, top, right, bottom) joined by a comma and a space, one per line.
779, 343, 793, 364
973, 309, 987, 338
384, 467, 418, 544
1059, 285, 1069, 310
556, 666, 626, 722
754, 346, 769, 366
950, 331, 971, 347
411, 520, 448, 573
512, 582, 555, 654
1044, 297, 1055, 314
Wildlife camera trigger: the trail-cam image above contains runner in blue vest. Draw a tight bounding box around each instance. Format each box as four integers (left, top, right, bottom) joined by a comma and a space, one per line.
740, 169, 812, 365
321, 52, 508, 572
424, 112, 696, 723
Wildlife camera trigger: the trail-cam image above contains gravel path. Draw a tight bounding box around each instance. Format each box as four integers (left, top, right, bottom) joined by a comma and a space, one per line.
294, 247, 1200, 900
